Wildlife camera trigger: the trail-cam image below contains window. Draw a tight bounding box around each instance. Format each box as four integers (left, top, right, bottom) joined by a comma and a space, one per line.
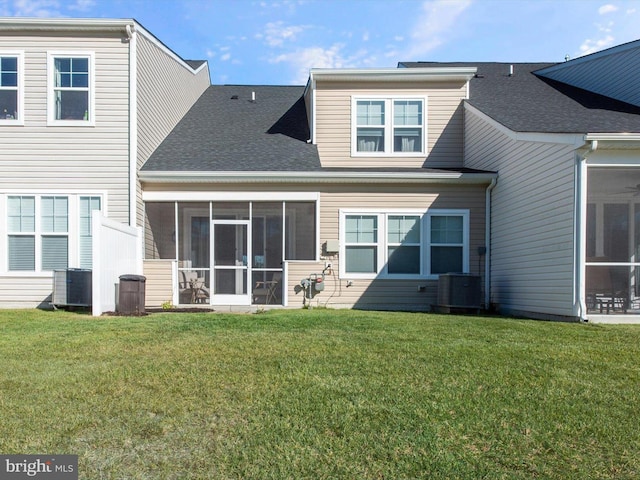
0, 53, 22, 123
429, 215, 464, 274
48, 53, 93, 125
387, 215, 420, 274
79, 196, 101, 269
345, 215, 378, 273
8, 196, 68, 271
5, 194, 102, 273
353, 97, 425, 156
341, 210, 468, 278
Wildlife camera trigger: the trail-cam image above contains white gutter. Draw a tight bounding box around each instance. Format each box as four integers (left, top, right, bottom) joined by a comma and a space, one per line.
584, 133, 640, 141
127, 24, 138, 227
309, 67, 477, 83
484, 177, 497, 309
138, 170, 497, 185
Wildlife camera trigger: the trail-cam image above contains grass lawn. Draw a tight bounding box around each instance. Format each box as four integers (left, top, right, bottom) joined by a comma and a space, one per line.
0, 309, 639, 479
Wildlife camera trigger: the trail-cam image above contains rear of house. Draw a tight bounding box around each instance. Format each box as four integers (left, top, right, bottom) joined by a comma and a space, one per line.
140, 69, 495, 311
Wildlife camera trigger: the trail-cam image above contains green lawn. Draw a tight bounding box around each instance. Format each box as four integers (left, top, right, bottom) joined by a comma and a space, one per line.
0, 309, 639, 479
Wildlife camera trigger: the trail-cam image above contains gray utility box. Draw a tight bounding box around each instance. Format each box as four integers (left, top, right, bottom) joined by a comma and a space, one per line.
118, 274, 146, 315
435, 273, 481, 313
52, 269, 92, 308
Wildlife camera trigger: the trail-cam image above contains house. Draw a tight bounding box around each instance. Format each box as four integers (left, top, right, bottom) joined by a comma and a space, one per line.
2, 16, 640, 322
0, 18, 210, 309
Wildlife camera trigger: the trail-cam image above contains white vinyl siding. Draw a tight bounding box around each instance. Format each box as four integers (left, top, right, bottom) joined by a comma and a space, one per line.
464, 106, 576, 317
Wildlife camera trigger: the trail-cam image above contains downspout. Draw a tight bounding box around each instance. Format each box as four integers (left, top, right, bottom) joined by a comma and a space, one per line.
126, 23, 138, 227
576, 139, 597, 321
485, 177, 497, 309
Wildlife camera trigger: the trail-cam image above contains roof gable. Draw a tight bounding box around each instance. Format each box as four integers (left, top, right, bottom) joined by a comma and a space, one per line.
535, 39, 640, 108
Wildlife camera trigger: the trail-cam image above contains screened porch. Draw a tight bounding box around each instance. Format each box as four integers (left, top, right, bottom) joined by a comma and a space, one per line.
144, 201, 316, 307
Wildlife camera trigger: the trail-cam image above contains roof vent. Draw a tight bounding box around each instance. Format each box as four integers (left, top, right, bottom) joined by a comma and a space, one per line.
251, 91, 256, 102
231, 95, 239, 100
509, 65, 513, 76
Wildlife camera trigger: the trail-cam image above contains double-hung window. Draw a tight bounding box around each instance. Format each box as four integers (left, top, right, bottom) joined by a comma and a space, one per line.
8, 196, 68, 271
341, 210, 468, 278
353, 97, 426, 156
0, 52, 22, 124
6, 194, 102, 273
48, 52, 94, 125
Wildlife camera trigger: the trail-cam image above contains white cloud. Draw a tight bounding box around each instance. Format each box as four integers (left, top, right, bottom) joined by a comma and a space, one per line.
401, 0, 472, 60
579, 34, 615, 55
11, 0, 62, 17
362, 31, 369, 42
598, 4, 618, 15
220, 53, 231, 61
270, 43, 350, 84
259, 21, 306, 47
67, 0, 95, 11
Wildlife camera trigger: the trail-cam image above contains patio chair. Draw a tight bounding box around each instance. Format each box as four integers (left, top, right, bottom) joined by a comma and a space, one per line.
179, 271, 210, 304
253, 272, 282, 305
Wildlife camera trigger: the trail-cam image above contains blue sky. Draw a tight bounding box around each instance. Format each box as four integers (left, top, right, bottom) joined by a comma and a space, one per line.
1, 0, 639, 85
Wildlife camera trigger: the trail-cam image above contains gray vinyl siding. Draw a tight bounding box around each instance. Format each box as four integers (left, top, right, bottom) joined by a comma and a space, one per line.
465, 108, 577, 318
538, 46, 640, 107
0, 31, 131, 307
0, 32, 130, 219
314, 80, 466, 168
135, 33, 210, 226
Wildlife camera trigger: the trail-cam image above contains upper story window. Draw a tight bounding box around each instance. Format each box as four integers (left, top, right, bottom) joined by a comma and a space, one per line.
352, 97, 426, 156
0, 53, 23, 124
48, 52, 94, 126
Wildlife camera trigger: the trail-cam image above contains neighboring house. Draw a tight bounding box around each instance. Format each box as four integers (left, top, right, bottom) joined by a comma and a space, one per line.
3, 17, 640, 323
402, 43, 640, 321
0, 18, 209, 308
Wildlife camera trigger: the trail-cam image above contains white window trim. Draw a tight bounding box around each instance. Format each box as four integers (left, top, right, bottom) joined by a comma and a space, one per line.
425, 209, 470, 279
351, 95, 427, 157
0, 51, 24, 126
339, 208, 469, 280
47, 51, 95, 127
1, 192, 104, 276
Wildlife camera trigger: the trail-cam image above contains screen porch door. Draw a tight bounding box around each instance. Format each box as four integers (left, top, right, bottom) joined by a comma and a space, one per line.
211, 220, 251, 305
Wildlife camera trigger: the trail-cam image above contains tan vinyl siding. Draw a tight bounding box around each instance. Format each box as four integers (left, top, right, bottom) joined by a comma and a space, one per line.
135, 33, 210, 226
143, 259, 173, 307
314, 80, 466, 168
0, 32, 130, 222
142, 182, 487, 310
465, 108, 576, 317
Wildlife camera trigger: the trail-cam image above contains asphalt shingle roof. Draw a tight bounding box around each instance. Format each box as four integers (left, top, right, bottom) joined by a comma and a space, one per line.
401, 62, 640, 134
141, 85, 321, 172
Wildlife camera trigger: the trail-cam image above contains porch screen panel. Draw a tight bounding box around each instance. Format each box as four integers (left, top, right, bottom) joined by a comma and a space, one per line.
145, 202, 176, 259
252, 203, 283, 268
178, 202, 209, 267
285, 202, 316, 260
